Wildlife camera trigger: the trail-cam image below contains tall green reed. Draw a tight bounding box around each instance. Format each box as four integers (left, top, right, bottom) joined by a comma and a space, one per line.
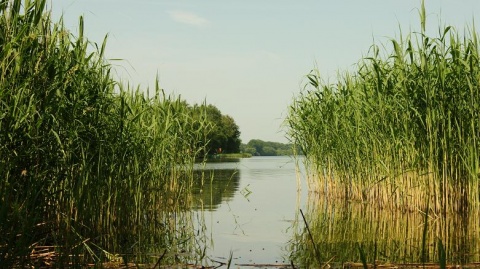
288, 3, 480, 213
0, 0, 211, 266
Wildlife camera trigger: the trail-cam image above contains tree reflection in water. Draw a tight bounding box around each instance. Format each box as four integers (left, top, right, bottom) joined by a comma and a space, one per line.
191, 161, 241, 211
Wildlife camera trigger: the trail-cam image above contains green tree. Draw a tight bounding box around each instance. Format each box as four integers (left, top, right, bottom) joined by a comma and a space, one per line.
240, 145, 257, 155
200, 104, 241, 154
262, 146, 276, 156
247, 139, 266, 155
221, 114, 241, 153
243, 139, 298, 156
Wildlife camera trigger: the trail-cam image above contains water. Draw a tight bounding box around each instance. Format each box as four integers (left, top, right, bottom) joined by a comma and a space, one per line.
192, 156, 307, 266
190, 156, 480, 268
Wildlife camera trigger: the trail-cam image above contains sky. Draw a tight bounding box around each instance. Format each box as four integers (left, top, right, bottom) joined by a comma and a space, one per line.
49, 1, 480, 143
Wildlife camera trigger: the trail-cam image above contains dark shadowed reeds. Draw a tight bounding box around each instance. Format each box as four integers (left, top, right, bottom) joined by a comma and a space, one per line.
0, 0, 211, 267
287, 3, 480, 214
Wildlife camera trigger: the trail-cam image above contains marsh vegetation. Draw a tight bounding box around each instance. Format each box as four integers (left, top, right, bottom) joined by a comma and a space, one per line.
287, 193, 480, 268
2, 0, 480, 268
287, 2, 480, 267
288, 3, 480, 213
0, 0, 213, 267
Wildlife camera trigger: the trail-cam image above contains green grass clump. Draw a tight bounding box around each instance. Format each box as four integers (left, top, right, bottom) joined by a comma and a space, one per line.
288, 3, 480, 213
0, 0, 211, 267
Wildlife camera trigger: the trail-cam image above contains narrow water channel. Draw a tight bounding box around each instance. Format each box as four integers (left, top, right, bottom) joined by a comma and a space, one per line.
192, 156, 307, 266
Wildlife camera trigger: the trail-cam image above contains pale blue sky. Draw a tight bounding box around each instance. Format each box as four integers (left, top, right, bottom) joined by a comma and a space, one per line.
50, 1, 480, 143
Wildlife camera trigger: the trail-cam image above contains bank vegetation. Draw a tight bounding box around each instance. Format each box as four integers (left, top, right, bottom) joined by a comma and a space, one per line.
288, 3, 480, 213
0, 0, 214, 267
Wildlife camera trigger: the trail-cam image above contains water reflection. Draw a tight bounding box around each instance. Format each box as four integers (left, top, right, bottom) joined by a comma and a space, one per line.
190, 156, 306, 265
183, 156, 480, 268
192, 159, 241, 211
287, 193, 480, 268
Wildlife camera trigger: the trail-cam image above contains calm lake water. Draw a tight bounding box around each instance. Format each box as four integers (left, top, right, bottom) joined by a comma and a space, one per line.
191, 156, 307, 266
189, 156, 480, 268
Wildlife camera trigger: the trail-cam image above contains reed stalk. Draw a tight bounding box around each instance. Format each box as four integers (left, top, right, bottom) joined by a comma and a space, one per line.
288, 3, 480, 214
0, 0, 211, 266
288, 193, 480, 267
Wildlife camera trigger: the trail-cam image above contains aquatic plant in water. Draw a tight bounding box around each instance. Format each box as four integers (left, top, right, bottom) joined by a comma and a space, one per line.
288, 2, 480, 214
287, 2, 480, 267
0, 0, 211, 267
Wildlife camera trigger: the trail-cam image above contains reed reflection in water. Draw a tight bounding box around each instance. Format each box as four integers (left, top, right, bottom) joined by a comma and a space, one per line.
288, 192, 480, 268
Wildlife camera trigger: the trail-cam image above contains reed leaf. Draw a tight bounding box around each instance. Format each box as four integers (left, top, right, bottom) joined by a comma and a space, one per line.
0, 0, 211, 266
288, 2, 480, 214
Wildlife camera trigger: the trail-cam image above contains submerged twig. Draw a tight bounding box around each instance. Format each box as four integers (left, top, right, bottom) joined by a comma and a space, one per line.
299, 209, 323, 267
152, 249, 167, 269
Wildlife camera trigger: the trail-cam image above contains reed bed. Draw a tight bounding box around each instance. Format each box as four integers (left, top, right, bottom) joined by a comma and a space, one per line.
0, 0, 211, 267
287, 3, 480, 213
287, 192, 480, 268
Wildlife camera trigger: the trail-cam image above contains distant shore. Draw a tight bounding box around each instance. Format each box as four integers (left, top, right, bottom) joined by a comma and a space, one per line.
209, 153, 252, 159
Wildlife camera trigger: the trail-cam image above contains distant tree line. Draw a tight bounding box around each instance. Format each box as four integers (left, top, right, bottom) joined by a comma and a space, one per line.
240, 139, 298, 156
